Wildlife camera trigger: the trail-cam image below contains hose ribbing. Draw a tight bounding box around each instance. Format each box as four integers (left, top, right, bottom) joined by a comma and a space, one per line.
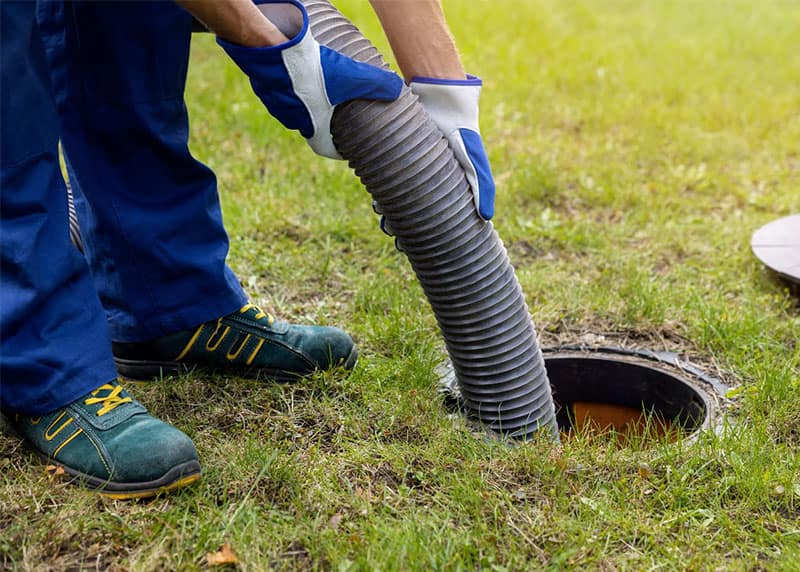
308, 0, 557, 439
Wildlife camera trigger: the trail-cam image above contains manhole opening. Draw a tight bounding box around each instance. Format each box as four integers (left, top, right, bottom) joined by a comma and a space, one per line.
439, 348, 721, 445
546, 355, 708, 443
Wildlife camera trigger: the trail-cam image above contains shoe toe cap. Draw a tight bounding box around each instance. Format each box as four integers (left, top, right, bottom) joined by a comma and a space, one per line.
296, 325, 357, 370
105, 416, 199, 485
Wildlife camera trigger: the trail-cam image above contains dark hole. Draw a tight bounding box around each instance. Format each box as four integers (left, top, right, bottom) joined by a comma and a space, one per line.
546, 356, 708, 440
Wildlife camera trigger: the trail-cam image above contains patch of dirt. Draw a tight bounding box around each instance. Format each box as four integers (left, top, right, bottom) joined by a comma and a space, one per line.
0, 435, 23, 472
2, 527, 131, 572
538, 322, 735, 388
135, 377, 281, 432
250, 469, 301, 509
769, 414, 800, 448
270, 540, 316, 571
370, 411, 429, 447
273, 407, 348, 454
338, 456, 440, 499
541, 321, 691, 352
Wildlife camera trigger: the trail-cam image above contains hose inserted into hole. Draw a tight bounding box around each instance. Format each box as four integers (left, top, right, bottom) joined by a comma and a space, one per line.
303, 0, 557, 439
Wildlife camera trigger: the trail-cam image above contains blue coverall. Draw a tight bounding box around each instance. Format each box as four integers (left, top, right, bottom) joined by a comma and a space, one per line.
1, 1, 248, 414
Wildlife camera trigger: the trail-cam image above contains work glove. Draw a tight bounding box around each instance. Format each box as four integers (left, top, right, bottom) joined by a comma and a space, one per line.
410, 75, 496, 220
375, 74, 496, 246
218, 0, 403, 159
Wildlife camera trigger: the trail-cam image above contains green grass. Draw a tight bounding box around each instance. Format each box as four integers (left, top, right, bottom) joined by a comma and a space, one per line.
2, 0, 799, 569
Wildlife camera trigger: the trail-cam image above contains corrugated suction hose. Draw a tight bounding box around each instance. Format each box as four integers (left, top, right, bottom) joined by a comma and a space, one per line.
303, 0, 557, 439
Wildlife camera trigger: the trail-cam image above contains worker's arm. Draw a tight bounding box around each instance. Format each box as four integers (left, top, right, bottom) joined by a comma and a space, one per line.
175, 0, 289, 47
369, 0, 465, 82
371, 0, 495, 220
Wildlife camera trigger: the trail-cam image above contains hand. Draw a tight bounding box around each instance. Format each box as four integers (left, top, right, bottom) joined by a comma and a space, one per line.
409, 75, 495, 220
218, 0, 403, 159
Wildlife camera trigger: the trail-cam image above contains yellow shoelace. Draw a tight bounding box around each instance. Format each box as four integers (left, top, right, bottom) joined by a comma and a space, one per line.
240, 303, 275, 325
84, 384, 132, 416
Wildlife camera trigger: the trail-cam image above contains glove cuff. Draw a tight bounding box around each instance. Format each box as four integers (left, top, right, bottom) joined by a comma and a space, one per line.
409, 74, 482, 87
217, 0, 308, 53
217, 0, 320, 141
408, 74, 482, 136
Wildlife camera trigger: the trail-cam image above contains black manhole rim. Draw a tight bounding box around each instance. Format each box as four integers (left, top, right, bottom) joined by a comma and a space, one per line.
439, 346, 728, 443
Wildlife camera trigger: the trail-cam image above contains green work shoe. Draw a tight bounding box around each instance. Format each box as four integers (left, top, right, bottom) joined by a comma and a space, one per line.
2, 381, 200, 499
113, 303, 358, 382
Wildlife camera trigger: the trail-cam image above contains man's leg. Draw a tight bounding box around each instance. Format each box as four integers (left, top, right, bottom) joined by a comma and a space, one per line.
48, 1, 356, 381
43, 0, 247, 343
1, 0, 114, 415
1, 0, 200, 498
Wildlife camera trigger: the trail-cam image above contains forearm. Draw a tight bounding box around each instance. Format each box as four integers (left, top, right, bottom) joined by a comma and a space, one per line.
369, 0, 465, 81
175, 0, 289, 47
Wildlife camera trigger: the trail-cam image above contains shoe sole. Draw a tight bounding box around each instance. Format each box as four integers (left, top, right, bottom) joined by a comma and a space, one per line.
1, 414, 202, 500
114, 345, 359, 383
50, 458, 202, 500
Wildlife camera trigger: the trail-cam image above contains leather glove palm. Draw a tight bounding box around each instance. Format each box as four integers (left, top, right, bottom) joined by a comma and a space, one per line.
410, 74, 496, 220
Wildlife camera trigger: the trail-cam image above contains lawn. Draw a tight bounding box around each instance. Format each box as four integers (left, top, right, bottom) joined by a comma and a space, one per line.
2, 0, 799, 570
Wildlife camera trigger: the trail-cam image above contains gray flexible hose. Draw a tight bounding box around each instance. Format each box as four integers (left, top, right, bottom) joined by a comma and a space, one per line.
303, 0, 557, 439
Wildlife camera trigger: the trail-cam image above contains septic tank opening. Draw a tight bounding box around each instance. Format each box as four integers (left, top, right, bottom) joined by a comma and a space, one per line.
547, 353, 707, 442
439, 347, 724, 444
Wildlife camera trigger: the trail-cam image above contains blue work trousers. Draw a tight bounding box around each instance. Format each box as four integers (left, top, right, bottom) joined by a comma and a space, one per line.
1, 1, 247, 414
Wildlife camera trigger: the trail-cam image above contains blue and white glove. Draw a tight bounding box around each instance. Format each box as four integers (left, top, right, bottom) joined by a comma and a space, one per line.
410, 75, 496, 220
218, 0, 403, 159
